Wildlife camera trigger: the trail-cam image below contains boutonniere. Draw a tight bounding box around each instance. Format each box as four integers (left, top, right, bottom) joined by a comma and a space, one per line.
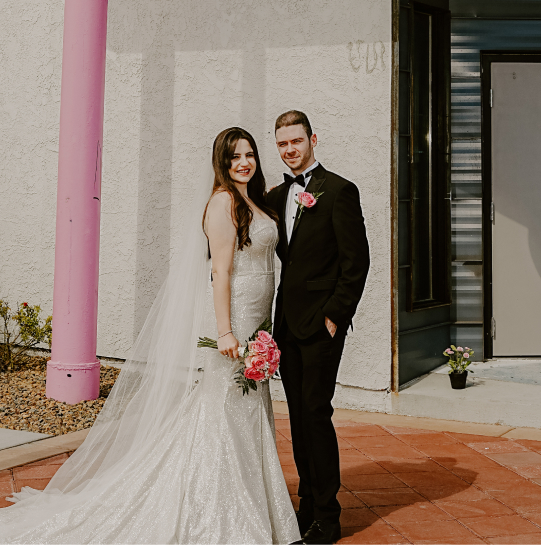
295, 191, 324, 218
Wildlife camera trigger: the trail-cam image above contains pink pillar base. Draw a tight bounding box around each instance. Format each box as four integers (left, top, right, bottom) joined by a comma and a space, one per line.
46, 361, 101, 405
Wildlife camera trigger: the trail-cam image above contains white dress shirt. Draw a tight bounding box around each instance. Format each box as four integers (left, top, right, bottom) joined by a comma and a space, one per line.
285, 161, 319, 242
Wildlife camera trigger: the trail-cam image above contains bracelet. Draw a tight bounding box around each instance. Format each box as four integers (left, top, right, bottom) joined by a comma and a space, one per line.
218, 330, 233, 339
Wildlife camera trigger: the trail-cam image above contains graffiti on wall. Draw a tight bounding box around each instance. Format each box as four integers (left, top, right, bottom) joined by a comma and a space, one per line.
347, 40, 386, 74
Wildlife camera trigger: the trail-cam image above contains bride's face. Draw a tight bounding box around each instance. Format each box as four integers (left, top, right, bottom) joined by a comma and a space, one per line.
229, 139, 257, 185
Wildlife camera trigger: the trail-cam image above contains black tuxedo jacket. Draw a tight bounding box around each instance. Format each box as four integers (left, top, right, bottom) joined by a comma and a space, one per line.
267, 163, 370, 339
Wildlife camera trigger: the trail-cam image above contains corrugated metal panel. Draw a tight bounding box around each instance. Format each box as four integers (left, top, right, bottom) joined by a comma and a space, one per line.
451, 325, 483, 358
450, 0, 541, 19
450, 19, 541, 359
451, 263, 483, 322
451, 141, 481, 199
451, 200, 482, 261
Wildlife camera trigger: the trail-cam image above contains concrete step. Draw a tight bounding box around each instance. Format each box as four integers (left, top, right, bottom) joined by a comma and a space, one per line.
393, 372, 541, 428
0, 428, 50, 451
0, 428, 89, 471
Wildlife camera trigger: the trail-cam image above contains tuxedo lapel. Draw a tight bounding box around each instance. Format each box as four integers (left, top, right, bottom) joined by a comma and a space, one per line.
277, 183, 290, 253
290, 166, 326, 243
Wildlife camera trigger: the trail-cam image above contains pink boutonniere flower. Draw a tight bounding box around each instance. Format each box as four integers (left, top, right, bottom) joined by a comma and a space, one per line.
295, 191, 323, 218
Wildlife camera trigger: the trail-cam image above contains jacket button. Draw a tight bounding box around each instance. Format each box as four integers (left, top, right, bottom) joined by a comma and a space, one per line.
288, 261, 293, 265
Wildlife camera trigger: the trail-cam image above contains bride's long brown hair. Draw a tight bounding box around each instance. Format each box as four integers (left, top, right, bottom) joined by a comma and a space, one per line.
203, 127, 277, 250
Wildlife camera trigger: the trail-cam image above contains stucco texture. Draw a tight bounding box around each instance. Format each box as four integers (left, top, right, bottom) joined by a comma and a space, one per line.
0, 3, 62, 343
0, 0, 392, 406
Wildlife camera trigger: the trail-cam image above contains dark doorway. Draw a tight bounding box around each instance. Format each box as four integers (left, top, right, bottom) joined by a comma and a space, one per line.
397, 0, 452, 386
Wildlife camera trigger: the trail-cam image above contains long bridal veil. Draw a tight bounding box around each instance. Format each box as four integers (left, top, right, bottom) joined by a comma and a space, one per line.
0, 173, 212, 540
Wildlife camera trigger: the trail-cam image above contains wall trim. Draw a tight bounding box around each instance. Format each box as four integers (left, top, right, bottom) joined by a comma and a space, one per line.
391, 0, 401, 394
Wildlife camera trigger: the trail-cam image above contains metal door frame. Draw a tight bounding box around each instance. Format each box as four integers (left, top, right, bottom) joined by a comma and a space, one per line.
480, 51, 541, 358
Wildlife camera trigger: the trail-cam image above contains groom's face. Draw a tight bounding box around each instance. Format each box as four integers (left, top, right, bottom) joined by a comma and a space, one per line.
275, 124, 317, 175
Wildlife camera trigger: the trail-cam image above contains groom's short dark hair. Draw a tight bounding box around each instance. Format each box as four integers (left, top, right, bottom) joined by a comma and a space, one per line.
275, 110, 313, 138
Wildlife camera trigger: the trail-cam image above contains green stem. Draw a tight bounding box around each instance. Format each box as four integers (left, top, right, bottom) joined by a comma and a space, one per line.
197, 337, 218, 349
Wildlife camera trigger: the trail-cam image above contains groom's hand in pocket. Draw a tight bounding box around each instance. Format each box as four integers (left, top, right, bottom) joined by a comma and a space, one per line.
325, 316, 337, 338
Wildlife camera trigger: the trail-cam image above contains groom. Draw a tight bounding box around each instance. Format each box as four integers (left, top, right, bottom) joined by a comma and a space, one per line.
267, 111, 370, 544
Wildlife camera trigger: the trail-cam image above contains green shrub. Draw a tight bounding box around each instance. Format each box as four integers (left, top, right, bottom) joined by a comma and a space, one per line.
0, 299, 52, 371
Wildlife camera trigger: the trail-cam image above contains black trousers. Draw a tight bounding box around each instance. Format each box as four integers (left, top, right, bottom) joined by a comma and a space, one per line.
276, 319, 347, 523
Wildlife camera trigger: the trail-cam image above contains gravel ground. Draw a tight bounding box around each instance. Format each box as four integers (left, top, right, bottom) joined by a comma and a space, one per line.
0, 357, 120, 436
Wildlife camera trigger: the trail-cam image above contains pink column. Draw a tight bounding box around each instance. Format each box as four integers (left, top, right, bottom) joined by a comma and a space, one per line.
46, 0, 109, 404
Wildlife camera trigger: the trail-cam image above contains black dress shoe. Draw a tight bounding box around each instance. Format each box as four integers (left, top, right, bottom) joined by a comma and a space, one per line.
296, 510, 315, 536
302, 520, 341, 544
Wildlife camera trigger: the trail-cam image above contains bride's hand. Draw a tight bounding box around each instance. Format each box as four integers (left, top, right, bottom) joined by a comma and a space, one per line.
218, 333, 240, 359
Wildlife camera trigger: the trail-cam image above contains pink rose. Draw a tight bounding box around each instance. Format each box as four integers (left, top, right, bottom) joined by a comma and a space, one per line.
244, 356, 253, 368
245, 367, 265, 381
272, 348, 281, 364
251, 340, 268, 356
457, 346, 463, 352
445, 348, 452, 354
270, 339, 278, 350
246, 343, 256, 358
250, 355, 267, 370
257, 330, 273, 344
297, 192, 317, 208
267, 347, 276, 363
463, 353, 469, 359
269, 361, 279, 376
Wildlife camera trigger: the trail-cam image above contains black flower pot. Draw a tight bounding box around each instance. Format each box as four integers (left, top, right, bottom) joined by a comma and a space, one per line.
449, 371, 468, 390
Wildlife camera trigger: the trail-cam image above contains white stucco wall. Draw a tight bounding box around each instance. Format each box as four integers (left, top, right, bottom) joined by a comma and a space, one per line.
0, 0, 392, 410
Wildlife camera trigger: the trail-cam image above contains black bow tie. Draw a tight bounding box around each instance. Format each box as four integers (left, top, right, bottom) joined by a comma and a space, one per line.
283, 173, 306, 188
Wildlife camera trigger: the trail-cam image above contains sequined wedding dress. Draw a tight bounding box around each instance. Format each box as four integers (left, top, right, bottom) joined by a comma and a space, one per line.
0, 218, 300, 545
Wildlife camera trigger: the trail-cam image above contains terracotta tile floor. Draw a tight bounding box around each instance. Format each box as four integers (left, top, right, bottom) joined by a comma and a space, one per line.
275, 416, 541, 544
2, 417, 541, 543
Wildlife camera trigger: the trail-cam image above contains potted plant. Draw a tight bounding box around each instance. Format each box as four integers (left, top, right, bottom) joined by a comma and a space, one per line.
443, 345, 474, 389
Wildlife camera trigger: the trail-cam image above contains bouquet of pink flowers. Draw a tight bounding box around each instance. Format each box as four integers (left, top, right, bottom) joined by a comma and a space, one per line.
197, 318, 281, 395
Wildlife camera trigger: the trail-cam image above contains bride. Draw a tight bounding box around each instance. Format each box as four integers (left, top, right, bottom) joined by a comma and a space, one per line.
0, 127, 301, 545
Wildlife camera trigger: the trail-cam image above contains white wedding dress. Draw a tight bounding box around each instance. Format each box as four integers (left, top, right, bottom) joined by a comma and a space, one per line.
0, 218, 300, 545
